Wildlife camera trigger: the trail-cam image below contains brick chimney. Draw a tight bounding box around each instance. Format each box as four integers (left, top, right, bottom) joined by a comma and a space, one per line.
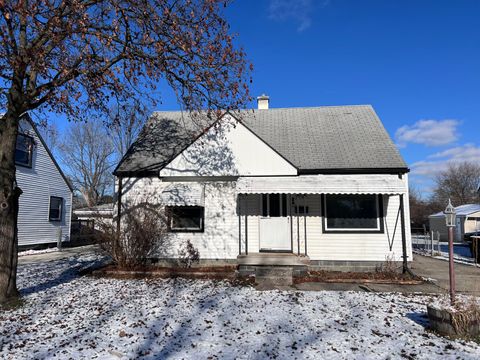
257, 94, 269, 110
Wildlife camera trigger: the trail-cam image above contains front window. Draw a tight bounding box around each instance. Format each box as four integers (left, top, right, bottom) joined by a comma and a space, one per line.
49, 196, 63, 221
15, 133, 34, 167
324, 194, 381, 231
167, 206, 204, 232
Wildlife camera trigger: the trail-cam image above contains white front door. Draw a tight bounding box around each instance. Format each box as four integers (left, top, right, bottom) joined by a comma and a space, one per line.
259, 194, 291, 251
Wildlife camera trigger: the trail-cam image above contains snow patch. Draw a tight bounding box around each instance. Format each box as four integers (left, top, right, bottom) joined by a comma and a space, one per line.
18, 247, 59, 257
429, 294, 480, 313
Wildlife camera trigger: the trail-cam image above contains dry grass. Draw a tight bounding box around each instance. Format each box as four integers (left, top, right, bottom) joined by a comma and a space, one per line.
450, 298, 480, 338
375, 254, 400, 278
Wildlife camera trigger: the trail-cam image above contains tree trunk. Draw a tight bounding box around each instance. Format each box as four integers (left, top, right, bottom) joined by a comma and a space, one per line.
0, 111, 21, 303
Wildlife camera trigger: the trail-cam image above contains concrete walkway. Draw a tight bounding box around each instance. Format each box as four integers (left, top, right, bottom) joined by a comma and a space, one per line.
18, 245, 98, 265
410, 253, 480, 295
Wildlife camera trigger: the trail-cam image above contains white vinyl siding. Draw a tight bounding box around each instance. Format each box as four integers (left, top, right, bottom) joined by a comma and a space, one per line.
305, 194, 410, 262
16, 120, 72, 246
121, 173, 412, 263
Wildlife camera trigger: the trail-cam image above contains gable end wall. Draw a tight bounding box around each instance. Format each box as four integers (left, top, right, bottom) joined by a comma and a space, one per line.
16, 119, 73, 246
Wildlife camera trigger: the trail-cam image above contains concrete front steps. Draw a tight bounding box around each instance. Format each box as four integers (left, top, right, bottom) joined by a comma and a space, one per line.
255, 266, 295, 286
237, 253, 309, 286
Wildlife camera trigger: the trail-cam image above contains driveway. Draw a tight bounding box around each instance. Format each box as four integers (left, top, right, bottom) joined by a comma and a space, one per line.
410, 253, 480, 295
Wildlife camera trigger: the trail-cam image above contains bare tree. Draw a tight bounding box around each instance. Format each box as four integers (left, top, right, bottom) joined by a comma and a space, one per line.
108, 100, 148, 163
37, 121, 59, 153
432, 162, 480, 206
60, 121, 114, 207
0, 0, 250, 302
409, 187, 428, 229
409, 187, 443, 229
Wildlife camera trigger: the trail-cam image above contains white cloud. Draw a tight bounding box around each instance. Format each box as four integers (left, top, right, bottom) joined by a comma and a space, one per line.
268, 0, 329, 32
410, 144, 480, 177
428, 143, 480, 161
395, 119, 460, 147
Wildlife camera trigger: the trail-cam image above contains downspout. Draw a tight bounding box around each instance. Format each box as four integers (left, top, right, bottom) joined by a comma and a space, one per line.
245, 207, 248, 255
297, 201, 300, 256
238, 195, 242, 255
290, 194, 293, 252
116, 176, 123, 235
400, 193, 413, 275
304, 195, 307, 257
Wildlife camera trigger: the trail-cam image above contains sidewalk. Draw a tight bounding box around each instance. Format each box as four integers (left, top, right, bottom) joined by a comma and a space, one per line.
18, 245, 98, 265
410, 253, 480, 295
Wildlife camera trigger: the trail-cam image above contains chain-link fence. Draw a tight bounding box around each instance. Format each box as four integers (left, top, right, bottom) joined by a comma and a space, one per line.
411, 228, 480, 265
411, 228, 441, 256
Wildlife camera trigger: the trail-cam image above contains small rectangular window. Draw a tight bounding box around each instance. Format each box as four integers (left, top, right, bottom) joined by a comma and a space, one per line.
168, 206, 204, 232
49, 196, 63, 221
270, 194, 280, 217
15, 134, 34, 167
262, 195, 268, 217
294, 205, 309, 215
324, 194, 381, 231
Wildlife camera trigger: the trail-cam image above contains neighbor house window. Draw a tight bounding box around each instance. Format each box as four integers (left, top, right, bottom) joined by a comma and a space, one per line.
49, 196, 63, 221
323, 194, 382, 232
15, 133, 34, 167
167, 206, 204, 232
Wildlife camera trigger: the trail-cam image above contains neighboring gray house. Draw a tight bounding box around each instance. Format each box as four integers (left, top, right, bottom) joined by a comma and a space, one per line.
114, 98, 412, 271
16, 115, 73, 247
429, 204, 480, 242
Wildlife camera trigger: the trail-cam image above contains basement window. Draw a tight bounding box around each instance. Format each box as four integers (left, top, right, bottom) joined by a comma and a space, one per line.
323, 194, 382, 232
49, 196, 63, 221
167, 206, 204, 232
15, 133, 34, 168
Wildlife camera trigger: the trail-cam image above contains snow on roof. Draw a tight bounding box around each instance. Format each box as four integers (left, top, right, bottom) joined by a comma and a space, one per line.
430, 203, 480, 218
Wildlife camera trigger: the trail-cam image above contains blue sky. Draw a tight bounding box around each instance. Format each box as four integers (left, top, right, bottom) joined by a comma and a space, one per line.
224, 0, 480, 196
53, 0, 480, 197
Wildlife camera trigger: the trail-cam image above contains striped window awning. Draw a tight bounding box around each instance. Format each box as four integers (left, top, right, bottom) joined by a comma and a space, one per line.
161, 183, 205, 206
236, 175, 406, 195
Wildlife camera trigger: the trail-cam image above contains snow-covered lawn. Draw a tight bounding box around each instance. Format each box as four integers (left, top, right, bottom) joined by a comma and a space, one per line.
1, 255, 479, 359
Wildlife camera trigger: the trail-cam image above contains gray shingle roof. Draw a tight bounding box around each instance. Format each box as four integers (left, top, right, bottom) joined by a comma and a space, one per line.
114, 105, 407, 176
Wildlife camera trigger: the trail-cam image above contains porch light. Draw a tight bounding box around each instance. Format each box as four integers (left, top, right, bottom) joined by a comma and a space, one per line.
444, 199, 456, 227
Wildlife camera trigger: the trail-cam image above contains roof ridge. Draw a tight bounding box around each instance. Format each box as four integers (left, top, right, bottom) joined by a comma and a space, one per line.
150, 104, 373, 114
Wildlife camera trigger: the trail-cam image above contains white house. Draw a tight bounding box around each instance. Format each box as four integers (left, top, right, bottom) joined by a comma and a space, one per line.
429, 204, 480, 242
114, 97, 412, 271
16, 115, 73, 247
73, 203, 114, 230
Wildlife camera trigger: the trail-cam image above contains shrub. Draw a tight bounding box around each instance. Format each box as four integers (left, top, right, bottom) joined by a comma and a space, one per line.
98, 204, 167, 269
375, 253, 399, 277
178, 240, 200, 268
429, 295, 480, 338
